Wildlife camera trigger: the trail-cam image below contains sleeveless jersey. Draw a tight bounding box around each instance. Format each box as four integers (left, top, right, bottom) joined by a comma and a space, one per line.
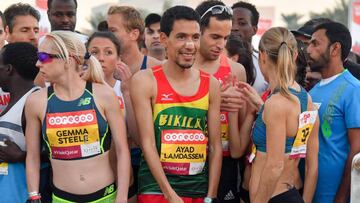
0, 87, 39, 202
138, 65, 210, 197
213, 54, 232, 157
0, 88, 10, 114
252, 87, 308, 153
42, 82, 111, 160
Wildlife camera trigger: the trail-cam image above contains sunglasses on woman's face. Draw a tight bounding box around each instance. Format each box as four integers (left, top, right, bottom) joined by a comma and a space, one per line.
37, 52, 62, 64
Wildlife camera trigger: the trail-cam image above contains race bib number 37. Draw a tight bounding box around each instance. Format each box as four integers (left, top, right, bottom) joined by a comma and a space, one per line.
46, 110, 101, 159
290, 110, 317, 159
160, 129, 208, 175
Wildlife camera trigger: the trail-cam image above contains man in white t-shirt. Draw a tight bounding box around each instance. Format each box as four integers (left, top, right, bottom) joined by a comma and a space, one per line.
231, 1, 268, 94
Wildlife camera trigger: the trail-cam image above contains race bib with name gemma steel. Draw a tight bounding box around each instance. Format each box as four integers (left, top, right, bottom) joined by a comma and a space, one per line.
46, 110, 101, 159
160, 129, 208, 175
290, 110, 317, 159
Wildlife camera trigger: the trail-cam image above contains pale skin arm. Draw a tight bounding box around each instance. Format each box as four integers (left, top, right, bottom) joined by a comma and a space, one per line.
302, 101, 319, 203
25, 92, 43, 196
114, 60, 140, 145
253, 96, 287, 203
334, 128, 360, 203
207, 77, 222, 198
130, 71, 183, 203
95, 85, 131, 203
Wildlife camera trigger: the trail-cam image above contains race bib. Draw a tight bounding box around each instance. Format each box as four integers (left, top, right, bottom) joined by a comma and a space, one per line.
248, 144, 256, 163
0, 162, 8, 175
290, 110, 317, 159
220, 112, 230, 156
46, 110, 101, 159
160, 129, 207, 175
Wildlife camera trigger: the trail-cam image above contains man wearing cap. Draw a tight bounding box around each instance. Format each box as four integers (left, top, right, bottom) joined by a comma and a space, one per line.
144, 13, 166, 61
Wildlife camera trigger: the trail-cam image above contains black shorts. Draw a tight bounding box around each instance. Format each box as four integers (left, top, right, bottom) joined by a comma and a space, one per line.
269, 187, 304, 203
217, 157, 240, 203
51, 182, 117, 202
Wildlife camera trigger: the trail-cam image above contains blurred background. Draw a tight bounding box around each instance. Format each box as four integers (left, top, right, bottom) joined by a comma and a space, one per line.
0, 0, 358, 54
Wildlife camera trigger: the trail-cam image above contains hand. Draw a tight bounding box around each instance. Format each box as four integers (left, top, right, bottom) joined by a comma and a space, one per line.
220, 74, 245, 112
237, 82, 263, 114
167, 193, 184, 203
114, 60, 132, 94
0, 139, 25, 163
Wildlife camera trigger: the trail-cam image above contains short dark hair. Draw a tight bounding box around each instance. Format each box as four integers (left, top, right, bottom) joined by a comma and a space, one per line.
225, 34, 255, 85
2, 42, 39, 81
161, 6, 200, 36
97, 20, 108, 31
87, 31, 122, 56
196, 0, 232, 30
4, 3, 40, 33
48, 0, 78, 10
145, 13, 161, 28
314, 22, 352, 61
232, 1, 259, 26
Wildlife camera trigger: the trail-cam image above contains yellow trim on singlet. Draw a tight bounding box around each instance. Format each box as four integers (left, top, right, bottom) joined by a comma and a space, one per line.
152, 93, 209, 121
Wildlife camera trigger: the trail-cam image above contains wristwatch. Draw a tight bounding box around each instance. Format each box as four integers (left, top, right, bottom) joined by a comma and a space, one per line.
204, 197, 218, 203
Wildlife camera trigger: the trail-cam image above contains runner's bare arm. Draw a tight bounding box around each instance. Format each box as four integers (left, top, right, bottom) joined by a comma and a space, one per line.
227, 61, 248, 158
253, 96, 287, 203
115, 60, 140, 145
207, 76, 222, 198
334, 128, 360, 202
94, 84, 131, 202
229, 104, 255, 158
302, 99, 319, 203
130, 70, 181, 202
24, 91, 44, 196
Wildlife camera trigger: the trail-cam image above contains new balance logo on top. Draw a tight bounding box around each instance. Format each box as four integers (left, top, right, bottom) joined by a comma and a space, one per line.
161, 93, 173, 101
224, 190, 235, 201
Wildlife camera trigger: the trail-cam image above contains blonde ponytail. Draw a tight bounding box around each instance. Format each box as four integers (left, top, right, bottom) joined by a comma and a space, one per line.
44, 31, 105, 84
259, 27, 297, 100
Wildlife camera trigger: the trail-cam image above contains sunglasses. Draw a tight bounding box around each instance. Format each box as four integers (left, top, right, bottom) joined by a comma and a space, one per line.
37, 52, 62, 63
200, 5, 233, 19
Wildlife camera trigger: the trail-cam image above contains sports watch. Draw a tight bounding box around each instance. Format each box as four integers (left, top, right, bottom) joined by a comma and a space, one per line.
204, 197, 219, 203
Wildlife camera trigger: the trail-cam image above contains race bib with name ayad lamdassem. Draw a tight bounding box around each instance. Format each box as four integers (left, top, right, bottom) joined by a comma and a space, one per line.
46, 110, 101, 159
160, 129, 208, 175
290, 110, 317, 159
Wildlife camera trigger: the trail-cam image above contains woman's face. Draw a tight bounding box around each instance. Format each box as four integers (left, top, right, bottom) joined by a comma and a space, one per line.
36, 38, 66, 82
87, 37, 119, 78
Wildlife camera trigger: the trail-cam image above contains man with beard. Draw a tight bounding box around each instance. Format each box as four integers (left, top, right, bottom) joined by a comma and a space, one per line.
144, 13, 166, 61
194, 1, 247, 202
131, 5, 222, 203
307, 22, 360, 203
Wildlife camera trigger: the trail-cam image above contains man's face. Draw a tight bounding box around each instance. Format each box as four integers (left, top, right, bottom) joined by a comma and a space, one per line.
231, 7, 257, 43
200, 17, 232, 61
0, 18, 6, 49
307, 29, 331, 72
48, 0, 77, 31
145, 22, 162, 51
7, 15, 39, 47
162, 19, 200, 69
107, 14, 131, 48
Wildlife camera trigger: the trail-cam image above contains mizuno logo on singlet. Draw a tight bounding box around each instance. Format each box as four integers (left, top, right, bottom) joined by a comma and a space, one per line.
78, 97, 91, 106
161, 93, 173, 101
